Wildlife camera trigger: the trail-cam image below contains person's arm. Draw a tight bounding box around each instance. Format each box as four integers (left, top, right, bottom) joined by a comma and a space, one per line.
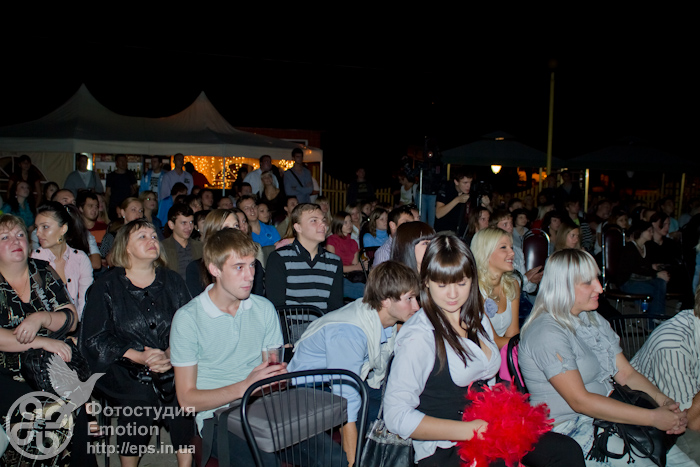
76, 252, 94, 319
435, 192, 469, 219
264, 251, 287, 307
328, 257, 345, 311
504, 283, 520, 338
688, 392, 700, 431
614, 353, 678, 409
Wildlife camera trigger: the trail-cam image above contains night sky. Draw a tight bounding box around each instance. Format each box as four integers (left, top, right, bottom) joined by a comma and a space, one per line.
1, 19, 694, 188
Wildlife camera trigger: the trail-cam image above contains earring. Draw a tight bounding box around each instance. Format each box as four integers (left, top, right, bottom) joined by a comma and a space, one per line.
58, 236, 63, 244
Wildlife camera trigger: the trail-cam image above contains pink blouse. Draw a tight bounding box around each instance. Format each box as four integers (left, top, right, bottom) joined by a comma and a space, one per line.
31, 247, 93, 319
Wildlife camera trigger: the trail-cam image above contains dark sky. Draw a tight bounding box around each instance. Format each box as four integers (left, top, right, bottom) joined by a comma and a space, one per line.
1, 21, 694, 184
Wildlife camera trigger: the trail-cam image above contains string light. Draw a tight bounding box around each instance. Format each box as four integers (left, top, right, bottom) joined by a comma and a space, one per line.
183, 156, 291, 189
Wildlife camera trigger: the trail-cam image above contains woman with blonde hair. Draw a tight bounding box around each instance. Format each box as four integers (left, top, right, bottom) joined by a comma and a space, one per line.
138, 190, 163, 237
471, 227, 520, 348
553, 218, 581, 252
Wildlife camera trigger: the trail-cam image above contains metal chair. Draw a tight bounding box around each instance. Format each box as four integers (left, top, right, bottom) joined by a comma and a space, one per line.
358, 246, 380, 277
601, 226, 653, 313
522, 229, 550, 273
609, 314, 670, 359
276, 305, 324, 358
217, 369, 368, 467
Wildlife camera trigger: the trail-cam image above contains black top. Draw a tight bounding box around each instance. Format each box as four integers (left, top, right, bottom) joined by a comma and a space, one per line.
80, 267, 191, 400
434, 183, 471, 236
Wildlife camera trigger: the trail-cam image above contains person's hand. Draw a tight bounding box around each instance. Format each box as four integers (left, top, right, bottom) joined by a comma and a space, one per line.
245, 361, 288, 390
464, 419, 489, 440
456, 193, 470, 204
525, 266, 544, 285
37, 337, 72, 362
13, 312, 49, 344
142, 346, 170, 372
651, 403, 687, 434
480, 195, 491, 207
657, 270, 670, 282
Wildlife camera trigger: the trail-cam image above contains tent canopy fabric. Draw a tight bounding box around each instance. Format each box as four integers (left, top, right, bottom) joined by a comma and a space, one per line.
565, 138, 693, 172
0, 84, 322, 162
442, 131, 562, 168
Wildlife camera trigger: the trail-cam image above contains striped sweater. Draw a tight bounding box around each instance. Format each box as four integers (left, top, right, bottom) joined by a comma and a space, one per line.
265, 239, 344, 312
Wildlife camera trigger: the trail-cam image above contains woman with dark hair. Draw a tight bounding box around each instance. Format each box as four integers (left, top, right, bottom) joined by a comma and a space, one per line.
81, 219, 193, 467
8, 154, 43, 208
31, 202, 93, 318
2, 180, 36, 229
552, 218, 581, 252
100, 197, 144, 260
542, 210, 565, 254
390, 221, 435, 272
362, 207, 389, 247
618, 221, 670, 316
519, 249, 692, 466
40, 181, 60, 206
384, 235, 583, 467
326, 211, 365, 299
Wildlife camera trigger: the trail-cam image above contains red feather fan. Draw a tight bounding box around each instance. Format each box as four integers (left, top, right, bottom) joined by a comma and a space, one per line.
456, 382, 553, 467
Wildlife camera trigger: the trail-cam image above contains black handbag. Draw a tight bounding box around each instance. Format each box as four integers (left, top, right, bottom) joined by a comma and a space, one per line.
20, 309, 91, 395
358, 359, 413, 467
116, 357, 176, 403
587, 380, 676, 467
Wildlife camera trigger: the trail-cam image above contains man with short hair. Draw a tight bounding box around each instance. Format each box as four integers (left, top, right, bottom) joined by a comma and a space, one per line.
283, 148, 318, 203
184, 161, 210, 188
106, 154, 138, 220
198, 188, 215, 211
266, 203, 344, 312
631, 293, 700, 463
157, 183, 188, 228
162, 204, 202, 280
276, 196, 299, 237
243, 154, 279, 197
216, 196, 233, 210
288, 261, 420, 464
51, 189, 76, 206
160, 153, 193, 200
77, 191, 107, 246
435, 171, 475, 236
346, 167, 375, 205
373, 206, 415, 266
170, 228, 286, 466
238, 195, 281, 247
64, 154, 104, 195
140, 156, 165, 194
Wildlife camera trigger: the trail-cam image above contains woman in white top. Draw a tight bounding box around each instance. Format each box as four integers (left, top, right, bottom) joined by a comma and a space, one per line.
384, 235, 583, 467
471, 227, 520, 349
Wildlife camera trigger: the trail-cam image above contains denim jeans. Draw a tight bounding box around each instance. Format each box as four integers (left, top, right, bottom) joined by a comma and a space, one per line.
621, 278, 667, 316
420, 194, 437, 227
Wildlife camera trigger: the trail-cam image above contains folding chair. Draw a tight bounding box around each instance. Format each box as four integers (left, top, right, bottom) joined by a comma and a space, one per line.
276, 305, 324, 360
522, 229, 550, 273
217, 369, 368, 467
609, 314, 670, 359
602, 226, 653, 313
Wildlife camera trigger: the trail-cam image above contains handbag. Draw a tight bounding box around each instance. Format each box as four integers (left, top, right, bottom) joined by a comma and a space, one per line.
115, 357, 176, 403
587, 380, 676, 467
20, 309, 91, 395
358, 359, 413, 467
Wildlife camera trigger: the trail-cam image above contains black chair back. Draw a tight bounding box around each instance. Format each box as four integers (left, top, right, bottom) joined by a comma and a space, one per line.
523, 229, 550, 272
276, 305, 324, 354
602, 226, 625, 289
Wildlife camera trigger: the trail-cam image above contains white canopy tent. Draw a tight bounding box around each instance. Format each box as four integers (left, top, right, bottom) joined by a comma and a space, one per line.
0, 84, 322, 161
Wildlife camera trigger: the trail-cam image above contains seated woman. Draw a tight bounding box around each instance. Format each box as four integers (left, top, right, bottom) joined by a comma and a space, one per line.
519, 248, 693, 466
2, 181, 36, 231
390, 221, 435, 273
463, 206, 490, 245
139, 190, 164, 238
511, 208, 531, 250
81, 219, 194, 467
384, 235, 584, 467
326, 211, 365, 300
647, 211, 691, 304
617, 221, 670, 316
31, 202, 93, 319
471, 227, 520, 348
345, 202, 362, 245
542, 210, 565, 255
99, 197, 144, 261
552, 218, 581, 253
362, 207, 389, 248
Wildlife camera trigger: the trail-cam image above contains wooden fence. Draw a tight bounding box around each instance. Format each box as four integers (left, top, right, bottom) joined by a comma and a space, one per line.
322, 173, 392, 213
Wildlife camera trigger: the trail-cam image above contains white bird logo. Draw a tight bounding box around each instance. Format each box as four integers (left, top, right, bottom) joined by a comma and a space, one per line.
47, 354, 105, 411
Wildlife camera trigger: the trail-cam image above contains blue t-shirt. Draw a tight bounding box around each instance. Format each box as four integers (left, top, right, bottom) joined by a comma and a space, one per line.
252, 222, 281, 247
363, 229, 388, 248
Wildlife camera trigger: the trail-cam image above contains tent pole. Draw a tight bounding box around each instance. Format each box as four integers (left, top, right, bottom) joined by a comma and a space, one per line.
222, 156, 226, 196
679, 173, 686, 218
538, 167, 543, 190
584, 168, 590, 212
418, 169, 424, 217
319, 159, 324, 196
446, 163, 451, 181
661, 173, 665, 197
546, 68, 555, 176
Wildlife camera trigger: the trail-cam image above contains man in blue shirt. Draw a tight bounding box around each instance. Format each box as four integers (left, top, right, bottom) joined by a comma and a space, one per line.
287, 261, 420, 465
238, 194, 281, 247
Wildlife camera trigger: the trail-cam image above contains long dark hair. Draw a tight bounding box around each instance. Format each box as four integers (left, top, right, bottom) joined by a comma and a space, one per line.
6, 180, 36, 216
390, 221, 435, 271
420, 235, 487, 371
36, 201, 90, 256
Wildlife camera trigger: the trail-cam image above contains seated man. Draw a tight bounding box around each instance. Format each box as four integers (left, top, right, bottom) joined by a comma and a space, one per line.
373, 205, 414, 266
288, 261, 420, 464
162, 204, 202, 280
276, 196, 299, 237
631, 289, 700, 464
238, 194, 281, 247
266, 203, 344, 313
158, 182, 188, 228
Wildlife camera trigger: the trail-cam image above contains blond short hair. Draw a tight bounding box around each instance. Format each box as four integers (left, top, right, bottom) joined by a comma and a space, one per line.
203, 228, 258, 272
0, 214, 28, 238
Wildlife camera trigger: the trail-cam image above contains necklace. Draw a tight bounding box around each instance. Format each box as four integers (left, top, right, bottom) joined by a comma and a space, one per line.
8, 272, 30, 299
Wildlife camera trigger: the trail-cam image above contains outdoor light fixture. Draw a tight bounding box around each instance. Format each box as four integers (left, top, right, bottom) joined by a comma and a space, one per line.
491, 165, 502, 174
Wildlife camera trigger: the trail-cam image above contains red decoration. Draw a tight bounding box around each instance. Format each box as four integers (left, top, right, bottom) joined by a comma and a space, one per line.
456, 382, 553, 467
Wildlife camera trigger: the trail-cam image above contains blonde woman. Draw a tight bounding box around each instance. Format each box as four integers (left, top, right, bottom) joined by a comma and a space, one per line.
471, 227, 520, 349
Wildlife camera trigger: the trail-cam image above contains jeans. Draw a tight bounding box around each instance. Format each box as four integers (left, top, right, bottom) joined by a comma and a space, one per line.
554, 414, 697, 467
621, 278, 667, 316
420, 194, 437, 227
343, 278, 365, 300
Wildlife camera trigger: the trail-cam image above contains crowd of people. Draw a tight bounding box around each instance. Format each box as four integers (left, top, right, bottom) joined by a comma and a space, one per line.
1, 152, 699, 467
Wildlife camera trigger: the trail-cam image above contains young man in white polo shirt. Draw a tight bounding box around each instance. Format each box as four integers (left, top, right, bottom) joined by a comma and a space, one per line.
170, 228, 285, 466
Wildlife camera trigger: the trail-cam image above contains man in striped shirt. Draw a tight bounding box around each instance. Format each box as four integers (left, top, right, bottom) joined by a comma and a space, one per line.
266, 203, 344, 313
631, 295, 700, 464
